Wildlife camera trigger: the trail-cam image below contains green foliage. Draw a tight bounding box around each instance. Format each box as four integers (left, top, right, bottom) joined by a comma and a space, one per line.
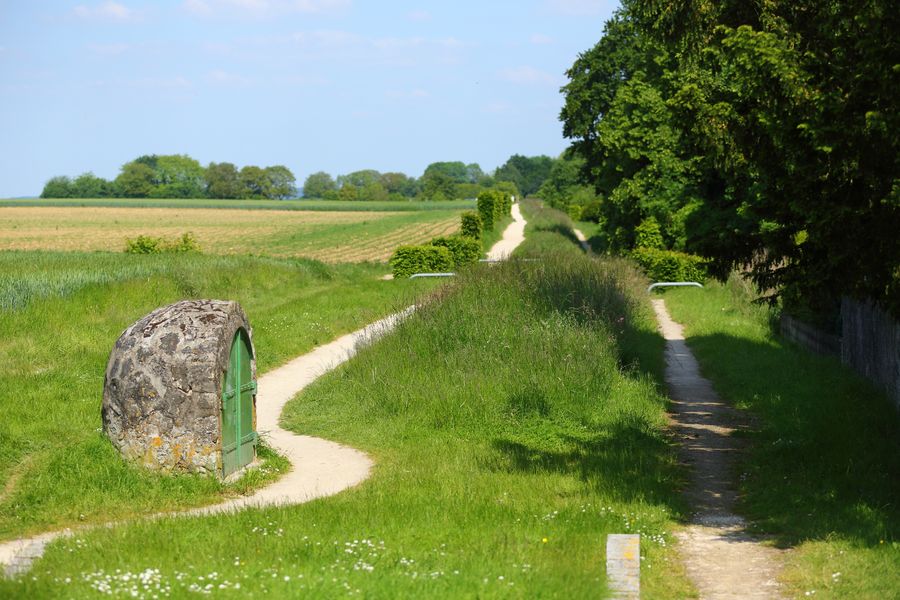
389, 245, 454, 278
631, 247, 707, 283
476, 190, 496, 231
204, 162, 241, 199
429, 235, 481, 268
564, 2, 900, 317
494, 154, 554, 197
40, 176, 74, 198
124, 232, 201, 255
460, 211, 482, 239
634, 216, 664, 249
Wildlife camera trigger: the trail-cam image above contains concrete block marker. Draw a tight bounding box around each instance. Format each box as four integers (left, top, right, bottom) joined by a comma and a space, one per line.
606, 534, 640, 599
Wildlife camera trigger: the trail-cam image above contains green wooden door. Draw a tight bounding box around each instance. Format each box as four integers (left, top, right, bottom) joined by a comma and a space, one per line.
221, 329, 257, 477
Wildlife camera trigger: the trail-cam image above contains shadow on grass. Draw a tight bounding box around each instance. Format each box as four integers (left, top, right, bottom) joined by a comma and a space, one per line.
683, 331, 900, 548
488, 417, 684, 510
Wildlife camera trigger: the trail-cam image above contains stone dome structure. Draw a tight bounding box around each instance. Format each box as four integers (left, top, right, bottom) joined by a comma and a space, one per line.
102, 299, 257, 478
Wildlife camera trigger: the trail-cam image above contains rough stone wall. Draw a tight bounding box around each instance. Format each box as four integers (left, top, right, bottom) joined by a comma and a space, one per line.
102, 300, 255, 476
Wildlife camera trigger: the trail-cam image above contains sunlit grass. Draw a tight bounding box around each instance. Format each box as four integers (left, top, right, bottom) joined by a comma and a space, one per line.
664, 278, 900, 598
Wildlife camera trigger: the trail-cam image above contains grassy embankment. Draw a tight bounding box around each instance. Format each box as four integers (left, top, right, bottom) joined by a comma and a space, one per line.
1, 206, 694, 598
0, 252, 433, 541
0, 198, 475, 212
0, 206, 461, 262
664, 280, 900, 599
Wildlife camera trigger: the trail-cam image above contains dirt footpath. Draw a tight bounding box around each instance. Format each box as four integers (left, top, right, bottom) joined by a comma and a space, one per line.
652, 299, 786, 599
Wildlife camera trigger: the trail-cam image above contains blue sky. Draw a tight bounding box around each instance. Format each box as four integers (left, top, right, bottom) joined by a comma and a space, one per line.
0, 0, 619, 196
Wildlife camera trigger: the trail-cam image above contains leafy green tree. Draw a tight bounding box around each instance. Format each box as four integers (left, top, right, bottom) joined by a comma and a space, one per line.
303, 171, 337, 198
421, 170, 456, 200
239, 166, 271, 199
115, 162, 155, 197
380, 172, 418, 197
423, 161, 470, 184
205, 162, 241, 199
41, 176, 73, 198
495, 155, 554, 197
264, 165, 296, 199
338, 170, 381, 189
151, 155, 206, 198
71, 172, 115, 198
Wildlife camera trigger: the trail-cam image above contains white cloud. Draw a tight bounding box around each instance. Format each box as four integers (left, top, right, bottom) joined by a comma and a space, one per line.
129, 76, 192, 89
182, 0, 213, 16
499, 66, 560, 86
545, 0, 607, 17
529, 33, 553, 45
73, 2, 139, 22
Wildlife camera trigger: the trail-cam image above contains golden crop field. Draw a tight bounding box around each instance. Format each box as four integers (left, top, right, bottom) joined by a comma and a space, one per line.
0, 206, 461, 263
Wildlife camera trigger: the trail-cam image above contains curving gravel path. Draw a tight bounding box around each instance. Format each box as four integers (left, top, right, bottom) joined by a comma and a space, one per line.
486, 202, 527, 260
2, 205, 530, 579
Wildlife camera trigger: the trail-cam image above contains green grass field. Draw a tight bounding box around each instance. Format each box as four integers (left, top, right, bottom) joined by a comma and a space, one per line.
663, 279, 900, 598
0, 252, 435, 541
0, 205, 696, 599
0, 197, 475, 212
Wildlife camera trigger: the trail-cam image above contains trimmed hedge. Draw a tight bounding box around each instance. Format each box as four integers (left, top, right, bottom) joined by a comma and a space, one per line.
390, 245, 454, 278
430, 235, 481, 268
460, 211, 482, 240
477, 189, 512, 232
477, 191, 496, 231
631, 247, 708, 283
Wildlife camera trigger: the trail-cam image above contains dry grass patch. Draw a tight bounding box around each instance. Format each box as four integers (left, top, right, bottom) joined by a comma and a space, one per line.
0, 206, 461, 262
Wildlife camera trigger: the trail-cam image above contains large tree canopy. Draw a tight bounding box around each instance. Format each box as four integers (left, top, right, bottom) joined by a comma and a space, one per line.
561, 0, 900, 317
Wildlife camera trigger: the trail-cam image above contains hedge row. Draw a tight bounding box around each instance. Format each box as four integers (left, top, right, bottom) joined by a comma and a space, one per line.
389, 234, 481, 278
390, 245, 454, 278
631, 247, 708, 283
460, 211, 482, 240
476, 189, 512, 232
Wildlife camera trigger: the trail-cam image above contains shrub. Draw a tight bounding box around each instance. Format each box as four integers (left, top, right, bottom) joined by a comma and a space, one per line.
477, 191, 496, 231
125, 232, 201, 254
634, 217, 664, 249
631, 247, 708, 283
389, 245, 454, 278
580, 199, 603, 223
125, 235, 163, 254
460, 211, 482, 240
430, 235, 481, 268
566, 204, 583, 221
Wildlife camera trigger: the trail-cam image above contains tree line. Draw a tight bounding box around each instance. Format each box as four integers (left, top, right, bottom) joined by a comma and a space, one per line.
42, 155, 297, 200
41, 154, 567, 203
559, 0, 899, 320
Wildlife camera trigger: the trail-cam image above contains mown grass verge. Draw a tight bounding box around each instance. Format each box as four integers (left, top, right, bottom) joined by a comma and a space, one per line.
1, 227, 694, 598
663, 278, 900, 599
514, 200, 587, 259
0, 198, 476, 212
0, 251, 432, 540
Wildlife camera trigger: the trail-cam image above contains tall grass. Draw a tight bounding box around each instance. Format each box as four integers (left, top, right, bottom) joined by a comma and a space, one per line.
0, 252, 431, 539
515, 199, 587, 258
664, 278, 900, 598
1, 225, 693, 598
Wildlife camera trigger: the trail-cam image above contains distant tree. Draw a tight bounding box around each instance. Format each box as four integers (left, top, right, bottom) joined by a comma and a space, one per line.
421, 170, 456, 200
380, 172, 418, 197
205, 162, 241, 199
152, 154, 206, 198
338, 170, 382, 189
303, 171, 337, 198
264, 165, 297, 199
71, 172, 115, 198
338, 182, 359, 201
41, 176, 73, 198
115, 162, 156, 198
465, 163, 485, 184
495, 155, 554, 197
423, 161, 470, 184
239, 166, 271, 199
